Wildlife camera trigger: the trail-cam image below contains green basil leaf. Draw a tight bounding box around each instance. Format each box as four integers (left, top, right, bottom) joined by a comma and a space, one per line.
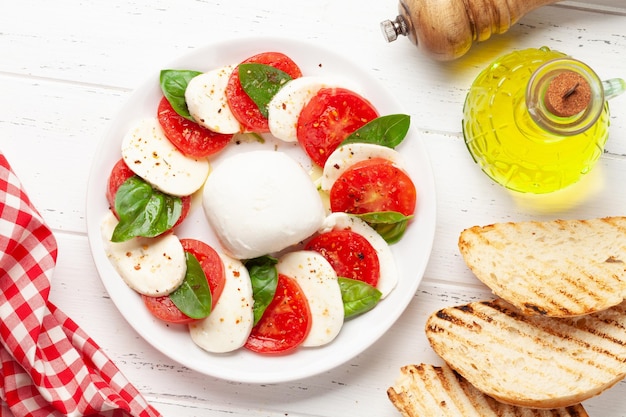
370, 221, 409, 245
356, 211, 413, 244
245, 256, 279, 325
238, 63, 292, 118
160, 69, 202, 120
111, 176, 182, 242
338, 277, 382, 319
341, 114, 410, 148
169, 252, 212, 319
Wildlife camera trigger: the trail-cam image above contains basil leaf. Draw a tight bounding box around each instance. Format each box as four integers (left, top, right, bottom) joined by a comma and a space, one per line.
245, 256, 279, 325
160, 69, 202, 120
238, 63, 292, 118
341, 114, 410, 148
169, 252, 212, 319
356, 211, 413, 244
111, 176, 182, 242
338, 277, 382, 319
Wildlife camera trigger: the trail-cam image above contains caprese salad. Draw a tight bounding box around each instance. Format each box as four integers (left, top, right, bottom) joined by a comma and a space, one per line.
100, 50, 418, 356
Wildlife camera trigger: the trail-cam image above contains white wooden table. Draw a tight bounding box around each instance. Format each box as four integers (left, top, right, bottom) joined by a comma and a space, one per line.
2, 1, 626, 416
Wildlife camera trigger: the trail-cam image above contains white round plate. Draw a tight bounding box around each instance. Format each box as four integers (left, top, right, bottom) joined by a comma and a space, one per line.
86, 37, 437, 384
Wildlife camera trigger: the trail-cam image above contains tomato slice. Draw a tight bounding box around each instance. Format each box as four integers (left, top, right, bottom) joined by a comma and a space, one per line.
106, 158, 191, 227
179, 239, 226, 307
157, 96, 232, 158
329, 158, 416, 216
142, 238, 225, 324
297, 87, 378, 167
225, 51, 302, 133
306, 229, 380, 287
142, 296, 194, 324
244, 274, 311, 354
106, 158, 135, 210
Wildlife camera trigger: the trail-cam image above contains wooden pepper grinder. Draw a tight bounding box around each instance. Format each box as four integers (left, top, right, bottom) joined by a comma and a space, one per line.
381, 0, 560, 60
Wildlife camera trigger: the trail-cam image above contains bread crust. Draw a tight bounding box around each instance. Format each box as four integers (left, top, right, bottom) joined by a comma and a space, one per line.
387, 362, 589, 416
425, 298, 626, 409
458, 216, 626, 317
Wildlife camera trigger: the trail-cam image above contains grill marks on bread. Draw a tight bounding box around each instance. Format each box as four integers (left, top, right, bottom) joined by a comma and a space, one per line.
426, 299, 626, 409
458, 217, 626, 317
387, 363, 589, 416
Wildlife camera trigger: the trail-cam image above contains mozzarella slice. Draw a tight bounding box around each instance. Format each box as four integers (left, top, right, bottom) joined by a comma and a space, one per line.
188, 253, 254, 353
100, 210, 186, 296
320, 212, 397, 299
277, 250, 344, 347
202, 150, 325, 259
267, 76, 342, 142
121, 117, 210, 197
321, 143, 406, 192
185, 65, 241, 134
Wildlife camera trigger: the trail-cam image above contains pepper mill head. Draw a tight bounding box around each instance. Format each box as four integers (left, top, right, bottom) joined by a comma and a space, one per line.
380, 15, 408, 43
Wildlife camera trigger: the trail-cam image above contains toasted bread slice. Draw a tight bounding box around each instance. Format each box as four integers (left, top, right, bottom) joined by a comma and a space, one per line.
458, 216, 626, 317
387, 363, 589, 417
425, 298, 626, 409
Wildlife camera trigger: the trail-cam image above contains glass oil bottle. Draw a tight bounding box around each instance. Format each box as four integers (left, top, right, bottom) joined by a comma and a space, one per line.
462, 47, 625, 193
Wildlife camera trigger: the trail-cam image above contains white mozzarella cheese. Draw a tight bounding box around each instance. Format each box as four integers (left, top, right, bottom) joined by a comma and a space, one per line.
185, 65, 241, 134
321, 142, 406, 192
100, 210, 186, 296
320, 212, 397, 299
267, 76, 345, 142
121, 117, 210, 197
202, 150, 325, 259
188, 253, 254, 353
277, 250, 344, 347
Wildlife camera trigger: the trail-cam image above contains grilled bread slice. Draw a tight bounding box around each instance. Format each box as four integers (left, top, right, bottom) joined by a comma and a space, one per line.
425, 298, 626, 409
458, 216, 626, 317
387, 363, 589, 417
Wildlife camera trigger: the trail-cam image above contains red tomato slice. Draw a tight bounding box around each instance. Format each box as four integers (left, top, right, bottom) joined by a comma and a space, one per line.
305, 229, 380, 287
157, 96, 232, 158
106, 158, 135, 210
225, 51, 302, 133
297, 87, 378, 167
106, 158, 191, 228
142, 238, 225, 324
244, 274, 312, 354
142, 296, 194, 324
179, 238, 225, 307
330, 158, 416, 216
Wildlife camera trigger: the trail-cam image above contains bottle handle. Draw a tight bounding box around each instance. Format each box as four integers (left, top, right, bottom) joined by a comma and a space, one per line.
603, 78, 626, 101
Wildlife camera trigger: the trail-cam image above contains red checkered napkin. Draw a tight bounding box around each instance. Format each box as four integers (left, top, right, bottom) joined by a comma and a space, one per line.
0, 154, 162, 417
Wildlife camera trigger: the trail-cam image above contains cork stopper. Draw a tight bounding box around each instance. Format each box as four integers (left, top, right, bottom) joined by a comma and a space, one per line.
544, 71, 591, 117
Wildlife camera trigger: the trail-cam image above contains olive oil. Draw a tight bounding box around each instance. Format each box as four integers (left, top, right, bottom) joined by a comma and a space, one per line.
462, 47, 611, 194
